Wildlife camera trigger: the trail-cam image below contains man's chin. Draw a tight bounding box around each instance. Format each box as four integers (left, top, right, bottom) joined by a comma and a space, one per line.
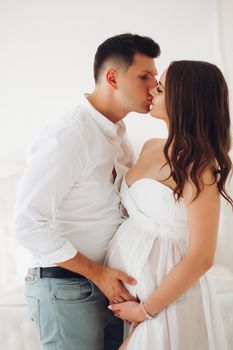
136, 105, 151, 114
143, 105, 151, 113
131, 104, 151, 114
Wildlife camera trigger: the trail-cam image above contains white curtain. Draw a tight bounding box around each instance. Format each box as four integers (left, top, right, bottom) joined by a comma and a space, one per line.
212, 0, 233, 272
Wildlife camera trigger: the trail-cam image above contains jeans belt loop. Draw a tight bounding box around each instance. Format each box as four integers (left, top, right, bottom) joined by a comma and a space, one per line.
37, 267, 42, 279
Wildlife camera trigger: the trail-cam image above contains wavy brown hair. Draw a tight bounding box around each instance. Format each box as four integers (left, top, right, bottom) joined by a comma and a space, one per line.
163, 60, 233, 206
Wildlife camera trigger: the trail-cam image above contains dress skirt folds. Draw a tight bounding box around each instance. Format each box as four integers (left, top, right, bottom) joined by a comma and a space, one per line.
105, 176, 228, 350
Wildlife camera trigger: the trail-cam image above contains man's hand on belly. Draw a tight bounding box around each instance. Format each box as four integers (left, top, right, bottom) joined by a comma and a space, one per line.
92, 266, 137, 303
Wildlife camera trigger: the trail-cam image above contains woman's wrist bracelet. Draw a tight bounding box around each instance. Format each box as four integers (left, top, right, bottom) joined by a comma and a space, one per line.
140, 301, 153, 320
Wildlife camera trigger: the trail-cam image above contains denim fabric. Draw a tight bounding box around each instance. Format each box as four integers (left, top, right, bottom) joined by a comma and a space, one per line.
25, 274, 123, 350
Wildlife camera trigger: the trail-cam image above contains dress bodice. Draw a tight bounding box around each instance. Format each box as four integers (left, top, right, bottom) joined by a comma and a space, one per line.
121, 176, 188, 241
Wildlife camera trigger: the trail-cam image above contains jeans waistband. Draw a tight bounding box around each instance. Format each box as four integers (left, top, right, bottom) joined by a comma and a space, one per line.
28, 267, 84, 279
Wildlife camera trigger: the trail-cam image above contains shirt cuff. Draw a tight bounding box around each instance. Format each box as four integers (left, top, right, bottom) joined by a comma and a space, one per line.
39, 240, 78, 266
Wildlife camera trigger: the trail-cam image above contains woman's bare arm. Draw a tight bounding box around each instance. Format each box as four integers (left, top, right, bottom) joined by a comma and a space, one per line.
143, 169, 220, 316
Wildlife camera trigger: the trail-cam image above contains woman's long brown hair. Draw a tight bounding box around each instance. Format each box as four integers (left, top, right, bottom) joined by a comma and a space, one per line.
164, 60, 233, 206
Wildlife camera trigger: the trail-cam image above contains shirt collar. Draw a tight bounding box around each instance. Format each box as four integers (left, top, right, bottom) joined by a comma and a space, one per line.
81, 94, 126, 138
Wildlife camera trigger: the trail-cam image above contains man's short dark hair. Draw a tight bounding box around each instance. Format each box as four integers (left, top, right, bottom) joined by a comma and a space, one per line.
94, 33, 160, 83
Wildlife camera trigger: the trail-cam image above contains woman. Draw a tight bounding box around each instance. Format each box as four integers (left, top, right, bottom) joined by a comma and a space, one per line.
105, 60, 232, 349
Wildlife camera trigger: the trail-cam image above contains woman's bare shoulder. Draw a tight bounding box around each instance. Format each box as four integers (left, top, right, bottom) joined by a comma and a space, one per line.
141, 138, 166, 154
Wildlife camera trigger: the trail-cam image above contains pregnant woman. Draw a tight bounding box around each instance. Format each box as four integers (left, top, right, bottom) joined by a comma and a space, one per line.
106, 60, 232, 350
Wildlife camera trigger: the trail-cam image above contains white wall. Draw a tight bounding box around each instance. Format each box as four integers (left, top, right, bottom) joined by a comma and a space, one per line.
0, 0, 232, 161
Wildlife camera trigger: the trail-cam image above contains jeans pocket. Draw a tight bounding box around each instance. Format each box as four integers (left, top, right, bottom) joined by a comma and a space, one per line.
26, 296, 42, 340
52, 278, 95, 303
25, 273, 38, 285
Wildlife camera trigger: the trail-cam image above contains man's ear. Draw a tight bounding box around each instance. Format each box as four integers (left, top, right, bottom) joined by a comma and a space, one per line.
106, 69, 118, 89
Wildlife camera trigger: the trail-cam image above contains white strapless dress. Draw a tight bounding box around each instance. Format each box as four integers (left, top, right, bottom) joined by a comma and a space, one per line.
105, 176, 228, 350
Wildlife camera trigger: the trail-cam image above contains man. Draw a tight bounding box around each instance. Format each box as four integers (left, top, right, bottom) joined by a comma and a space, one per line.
13, 33, 160, 350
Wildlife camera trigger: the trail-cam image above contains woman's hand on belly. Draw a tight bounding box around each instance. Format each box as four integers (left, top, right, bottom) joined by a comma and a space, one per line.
108, 300, 147, 323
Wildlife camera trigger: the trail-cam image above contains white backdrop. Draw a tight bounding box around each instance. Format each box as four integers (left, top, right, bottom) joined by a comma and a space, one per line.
0, 0, 232, 269
1, 0, 233, 162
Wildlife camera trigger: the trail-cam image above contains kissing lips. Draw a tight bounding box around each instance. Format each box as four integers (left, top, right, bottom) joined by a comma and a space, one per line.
145, 98, 153, 105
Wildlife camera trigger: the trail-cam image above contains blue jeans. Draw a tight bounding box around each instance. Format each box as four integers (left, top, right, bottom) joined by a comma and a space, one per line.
25, 274, 123, 350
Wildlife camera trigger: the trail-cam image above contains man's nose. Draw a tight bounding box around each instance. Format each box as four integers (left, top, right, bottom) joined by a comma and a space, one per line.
149, 77, 158, 89
149, 78, 158, 95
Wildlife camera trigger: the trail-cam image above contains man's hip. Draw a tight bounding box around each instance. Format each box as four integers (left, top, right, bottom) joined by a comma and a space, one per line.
25, 269, 123, 350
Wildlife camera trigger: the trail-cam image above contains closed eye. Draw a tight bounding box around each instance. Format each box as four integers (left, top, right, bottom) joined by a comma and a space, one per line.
156, 86, 163, 93
139, 75, 149, 80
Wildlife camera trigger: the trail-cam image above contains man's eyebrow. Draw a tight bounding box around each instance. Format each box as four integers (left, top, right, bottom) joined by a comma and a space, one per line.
141, 70, 158, 76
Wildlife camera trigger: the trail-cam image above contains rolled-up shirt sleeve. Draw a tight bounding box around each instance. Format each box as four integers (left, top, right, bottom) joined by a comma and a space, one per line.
13, 126, 86, 266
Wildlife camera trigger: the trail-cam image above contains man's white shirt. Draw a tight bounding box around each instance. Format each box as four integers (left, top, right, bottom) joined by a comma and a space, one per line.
13, 95, 134, 267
